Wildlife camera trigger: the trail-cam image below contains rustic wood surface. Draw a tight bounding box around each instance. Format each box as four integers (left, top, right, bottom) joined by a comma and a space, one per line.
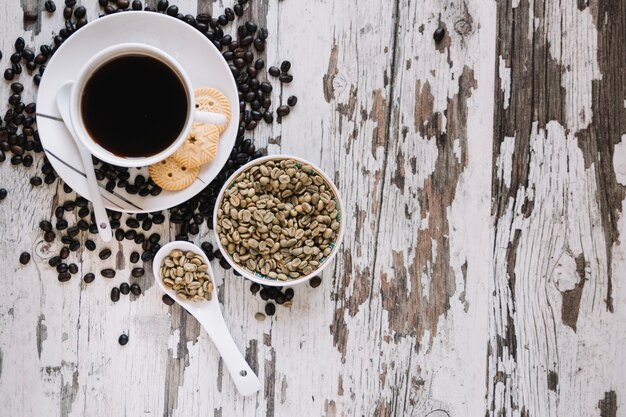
0, 0, 623, 416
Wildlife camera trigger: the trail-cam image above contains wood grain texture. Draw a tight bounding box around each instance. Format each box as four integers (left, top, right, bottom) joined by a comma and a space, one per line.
489, 0, 626, 416
0, 0, 623, 416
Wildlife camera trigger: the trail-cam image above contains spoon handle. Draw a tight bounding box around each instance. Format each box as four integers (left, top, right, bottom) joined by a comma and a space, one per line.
77, 145, 112, 242
197, 305, 261, 396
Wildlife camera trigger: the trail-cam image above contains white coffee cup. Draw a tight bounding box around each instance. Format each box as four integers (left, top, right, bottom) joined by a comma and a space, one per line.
69, 43, 227, 168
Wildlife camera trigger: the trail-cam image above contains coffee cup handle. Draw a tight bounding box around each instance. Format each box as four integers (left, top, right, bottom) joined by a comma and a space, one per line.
194, 109, 228, 125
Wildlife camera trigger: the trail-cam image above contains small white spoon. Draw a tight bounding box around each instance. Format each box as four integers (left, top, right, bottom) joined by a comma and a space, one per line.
153, 241, 261, 396
56, 82, 112, 242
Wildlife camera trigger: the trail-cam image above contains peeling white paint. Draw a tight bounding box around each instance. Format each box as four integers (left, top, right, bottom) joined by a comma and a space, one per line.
498, 56, 511, 109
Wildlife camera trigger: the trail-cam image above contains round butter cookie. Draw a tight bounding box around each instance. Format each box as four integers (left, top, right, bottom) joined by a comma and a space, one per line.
194, 87, 231, 133
149, 157, 199, 191
172, 123, 220, 168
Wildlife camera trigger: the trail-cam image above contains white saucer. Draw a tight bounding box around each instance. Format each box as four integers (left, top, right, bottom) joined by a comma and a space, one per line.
36, 11, 239, 213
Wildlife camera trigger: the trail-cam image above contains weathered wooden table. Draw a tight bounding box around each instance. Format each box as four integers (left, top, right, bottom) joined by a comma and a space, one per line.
0, 0, 624, 416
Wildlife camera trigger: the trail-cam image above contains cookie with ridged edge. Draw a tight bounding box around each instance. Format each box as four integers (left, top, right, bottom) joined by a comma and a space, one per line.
194, 87, 231, 134
149, 157, 199, 191
172, 123, 220, 168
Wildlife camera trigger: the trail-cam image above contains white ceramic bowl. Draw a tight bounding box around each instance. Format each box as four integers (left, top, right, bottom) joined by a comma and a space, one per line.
213, 155, 345, 287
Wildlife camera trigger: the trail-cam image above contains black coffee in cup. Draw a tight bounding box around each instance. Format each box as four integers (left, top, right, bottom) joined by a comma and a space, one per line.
81, 54, 188, 158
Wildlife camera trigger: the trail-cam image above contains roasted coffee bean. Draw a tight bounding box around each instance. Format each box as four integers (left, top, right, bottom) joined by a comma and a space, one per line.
234, 3, 243, 16
33, 74, 41, 85
125, 218, 139, 228
78, 207, 90, 218
111, 287, 120, 302
45, 0, 56, 12
141, 251, 153, 262
225, 7, 235, 20
280, 60, 291, 73
279, 74, 293, 83
287, 96, 298, 107
156, 0, 168, 11
129, 251, 140, 263
58, 272, 71, 282
9, 94, 21, 105
150, 243, 161, 253
166, 5, 178, 16
83, 272, 95, 283
68, 263, 78, 274
22, 155, 33, 167
134, 233, 145, 244
162, 294, 175, 306
201, 242, 213, 254
89, 224, 98, 234
40, 220, 53, 232
309, 276, 322, 288
277, 106, 290, 117
59, 246, 69, 259
64, 0, 76, 6
433, 27, 446, 43
48, 256, 61, 267
63, 200, 76, 211
253, 38, 265, 51
148, 233, 160, 244
250, 282, 261, 294
77, 220, 89, 231
25, 103, 36, 114
115, 229, 124, 241
116, 0, 130, 9
19, 252, 31, 265
56, 263, 68, 273
44, 231, 56, 242
63, 7, 72, 18
56, 219, 68, 230
4, 69, 15, 81
98, 0, 108, 6
130, 283, 141, 296
99, 249, 112, 260
124, 230, 137, 240
44, 173, 56, 184
263, 111, 274, 123
118, 334, 129, 345
10, 155, 22, 165
101, 268, 115, 278
85, 240, 96, 251
119, 282, 130, 295
151, 214, 165, 224
69, 240, 80, 251
268, 66, 280, 77
131, 0, 142, 10
213, 249, 223, 260
265, 302, 276, 316
74, 5, 86, 18
67, 226, 79, 238
259, 288, 270, 301
131, 267, 144, 278
284, 288, 294, 301
61, 236, 72, 245
141, 218, 152, 231
10, 82, 24, 93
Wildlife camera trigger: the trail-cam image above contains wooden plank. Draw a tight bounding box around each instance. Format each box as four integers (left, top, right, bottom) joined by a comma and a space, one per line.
488, 0, 626, 415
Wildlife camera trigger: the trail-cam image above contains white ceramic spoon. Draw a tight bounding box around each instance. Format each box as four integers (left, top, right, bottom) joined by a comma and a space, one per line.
153, 241, 261, 396
56, 82, 112, 242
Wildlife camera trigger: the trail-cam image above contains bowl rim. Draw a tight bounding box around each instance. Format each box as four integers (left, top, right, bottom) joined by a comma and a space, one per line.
212, 154, 345, 287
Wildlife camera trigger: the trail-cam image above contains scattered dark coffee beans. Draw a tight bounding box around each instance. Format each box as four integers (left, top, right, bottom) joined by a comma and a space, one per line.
19, 252, 31, 265
131, 267, 144, 278
287, 96, 297, 107
39, 220, 53, 232
310, 276, 322, 288
130, 283, 141, 296
30, 176, 42, 186
45, 0, 56, 13
85, 240, 96, 251
59, 247, 69, 259
265, 302, 276, 316
120, 282, 130, 295
130, 251, 140, 263
101, 268, 115, 278
250, 282, 261, 294
69, 240, 80, 251
111, 287, 121, 302
58, 272, 71, 282
83, 273, 95, 283
44, 231, 56, 242
433, 27, 446, 43
118, 334, 129, 346
284, 288, 294, 301
68, 263, 78, 274
162, 294, 175, 306
99, 248, 112, 260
